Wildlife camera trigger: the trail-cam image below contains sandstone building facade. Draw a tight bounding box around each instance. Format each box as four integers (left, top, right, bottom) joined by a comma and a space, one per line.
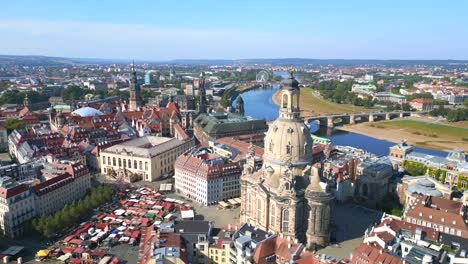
240, 72, 334, 250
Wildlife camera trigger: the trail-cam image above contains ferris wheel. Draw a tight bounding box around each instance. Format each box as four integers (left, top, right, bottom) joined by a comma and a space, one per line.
256, 70, 270, 83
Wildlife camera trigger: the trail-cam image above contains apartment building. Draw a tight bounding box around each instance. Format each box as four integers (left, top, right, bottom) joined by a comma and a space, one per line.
175, 147, 241, 205
0, 177, 36, 237
33, 161, 91, 216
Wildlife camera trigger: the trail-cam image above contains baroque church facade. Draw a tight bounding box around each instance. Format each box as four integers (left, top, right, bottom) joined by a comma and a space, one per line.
240, 72, 334, 249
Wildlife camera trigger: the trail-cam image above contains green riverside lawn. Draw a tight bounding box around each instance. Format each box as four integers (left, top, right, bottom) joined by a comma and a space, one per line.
377, 120, 468, 139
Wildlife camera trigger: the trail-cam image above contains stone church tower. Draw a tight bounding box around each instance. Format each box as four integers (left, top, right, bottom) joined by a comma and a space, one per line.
235, 96, 245, 116
240, 72, 334, 249
198, 72, 207, 114
129, 63, 142, 111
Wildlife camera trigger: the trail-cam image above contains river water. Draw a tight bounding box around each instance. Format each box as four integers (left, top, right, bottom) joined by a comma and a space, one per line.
233, 81, 447, 157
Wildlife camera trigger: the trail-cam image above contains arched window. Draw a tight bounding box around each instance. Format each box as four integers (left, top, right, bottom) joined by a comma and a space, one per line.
270, 205, 276, 229
247, 194, 252, 213
128, 159, 132, 168
123, 159, 126, 168
282, 94, 289, 108
145, 162, 148, 171
113, 157, 116, 166
257, 199, 262, 223
139, 161, 143, 170
282, 209, 289, 233
102, 156, 106, 165
269, 141, 273, 152
118, 158, 122, 167
134, 160, 137, 169
108, 157, 111, 165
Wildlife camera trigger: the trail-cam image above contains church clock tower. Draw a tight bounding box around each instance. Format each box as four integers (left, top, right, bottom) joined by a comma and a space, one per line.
129, 63, 142, 111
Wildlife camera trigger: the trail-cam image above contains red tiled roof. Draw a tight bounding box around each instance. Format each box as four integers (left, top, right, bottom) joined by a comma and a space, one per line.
254, 236, 302, 264
216, 136, 264, 159
410, 98, 433, 104
351, 243, 402, 264
404, 196, 467, 234
0, 184, 29, 199
32, 173, 74, 196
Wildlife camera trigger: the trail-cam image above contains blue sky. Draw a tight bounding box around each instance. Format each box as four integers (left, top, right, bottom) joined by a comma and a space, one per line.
1, 0, 467, 60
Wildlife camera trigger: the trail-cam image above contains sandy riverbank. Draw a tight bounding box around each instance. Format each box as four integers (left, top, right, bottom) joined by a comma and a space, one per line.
338, 123, 468, 152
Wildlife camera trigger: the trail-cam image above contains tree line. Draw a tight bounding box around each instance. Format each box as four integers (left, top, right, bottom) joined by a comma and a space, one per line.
0, 90, 49, 105
316, 80, 376, 107
28, 185, 115, 238
430, 99, 468, 122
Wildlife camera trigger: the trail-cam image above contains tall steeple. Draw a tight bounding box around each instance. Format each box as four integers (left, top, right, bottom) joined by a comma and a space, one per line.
235, 96, 245, 116
129, 61, 142, 111
198, 72, 207, 114
23, 93, 31, 108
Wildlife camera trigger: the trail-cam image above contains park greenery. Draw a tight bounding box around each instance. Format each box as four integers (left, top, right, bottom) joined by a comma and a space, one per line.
315, 80, 375, 107
29, 185, 115, 238
215, 69, 265, 82
3, 118, 25, 133
402, 160, 428, 176
0, 90, 49, 105
430, 99, 468, 122
0, 82, 160, 106
403, 161, 468, 191
376, 195, 403, 217
381, 120, 468, 140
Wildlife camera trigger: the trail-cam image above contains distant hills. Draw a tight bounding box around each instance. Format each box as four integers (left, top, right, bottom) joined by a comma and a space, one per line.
1, 55, 468, 67
0, 55, 127, 66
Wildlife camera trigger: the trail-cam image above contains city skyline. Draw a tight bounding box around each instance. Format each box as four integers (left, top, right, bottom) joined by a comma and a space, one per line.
1, 0, 468, 60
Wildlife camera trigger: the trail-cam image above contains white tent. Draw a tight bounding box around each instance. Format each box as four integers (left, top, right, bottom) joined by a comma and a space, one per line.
181, 210, 194, 219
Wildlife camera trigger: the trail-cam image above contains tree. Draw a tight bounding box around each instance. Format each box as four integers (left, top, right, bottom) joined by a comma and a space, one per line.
430, 105, 449, 117
62, 85, 86, 100
403, 160, 428, 176
110, 90, 130, 101
447, 110, 458, 122
402, 103, 412, 111
0, 91, 23, 105
4, 118, 25, 133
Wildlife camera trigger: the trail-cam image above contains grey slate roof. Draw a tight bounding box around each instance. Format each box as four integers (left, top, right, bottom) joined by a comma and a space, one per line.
194, 113, 268, 136
101, 136, 184, 158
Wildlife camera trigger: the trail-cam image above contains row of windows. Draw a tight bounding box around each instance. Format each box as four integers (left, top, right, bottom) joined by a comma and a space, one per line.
103, 156, 149, 171
407, 217, 462, 236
